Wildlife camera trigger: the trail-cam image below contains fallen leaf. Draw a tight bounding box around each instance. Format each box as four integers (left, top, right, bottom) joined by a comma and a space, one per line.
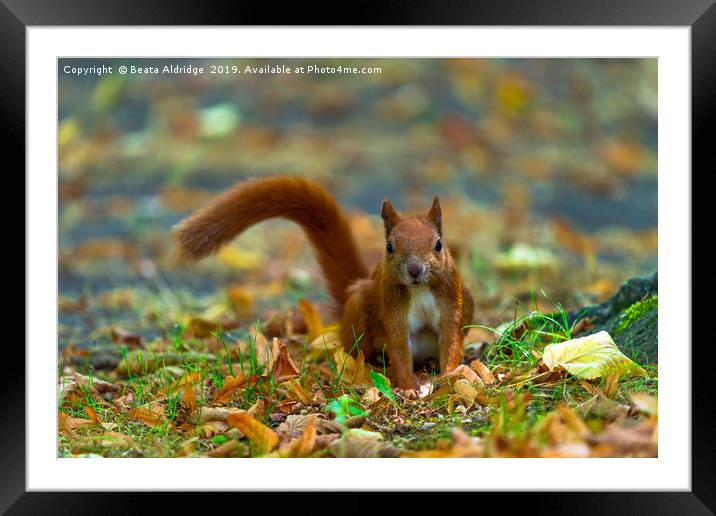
570, 317, 594, 337
193, 420, 230, 438
111, 328, 144, 349
213, 374, 248, 404
285, 416, 317, 457
191, 406, 246, 424
58, 412, 97, 436
441, 364, 483, 386
112, 391, 134, 413
84, 403, 100, 423
275, 400, 302, 414
556, 404, 589, 439
362, 387, 381, 405
247, 399, 266, 420
329, 429, 400, 458
226, 413, 279, 455
96, 432, 140, 452
284, 380, 313, 405
542, 331, 646, 379
157, 371, 202, 398
604, 372, 621, 399
630, 393, 658, 416
298, 298, 324, 341
453, 379, 480, 408
182, 383, 197, 413
277, 414, 345, 435
269, 338, 300, 383
129, 403, 166, 428
470, 360, 495, 385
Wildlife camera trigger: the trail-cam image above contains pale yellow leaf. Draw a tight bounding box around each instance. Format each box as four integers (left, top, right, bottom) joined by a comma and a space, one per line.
542, 331, 646, 379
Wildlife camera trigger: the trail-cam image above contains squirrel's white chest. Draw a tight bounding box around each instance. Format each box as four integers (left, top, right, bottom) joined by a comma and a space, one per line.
407, 287, 441, 364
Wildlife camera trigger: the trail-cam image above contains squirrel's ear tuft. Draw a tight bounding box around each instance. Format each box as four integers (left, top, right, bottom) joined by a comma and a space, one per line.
381, 198, 400, 238
427, 195, 442, 235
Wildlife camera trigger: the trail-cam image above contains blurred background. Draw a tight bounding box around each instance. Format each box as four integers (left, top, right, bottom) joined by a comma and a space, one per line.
58, 58, 657, 349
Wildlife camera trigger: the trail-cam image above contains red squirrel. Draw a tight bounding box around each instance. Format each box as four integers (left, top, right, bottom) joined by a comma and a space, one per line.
173, 176, 474, 390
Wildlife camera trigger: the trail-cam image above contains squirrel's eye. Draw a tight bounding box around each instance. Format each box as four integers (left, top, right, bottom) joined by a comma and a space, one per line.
434, 239, 442, 252
386, 241, 394, 254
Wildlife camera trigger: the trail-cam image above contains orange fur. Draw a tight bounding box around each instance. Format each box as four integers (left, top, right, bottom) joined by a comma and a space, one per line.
173, 176, 367, 307
173, 176, 474, 390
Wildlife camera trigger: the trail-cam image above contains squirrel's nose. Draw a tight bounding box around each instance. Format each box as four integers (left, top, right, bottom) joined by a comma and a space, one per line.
407, 264, 423, 279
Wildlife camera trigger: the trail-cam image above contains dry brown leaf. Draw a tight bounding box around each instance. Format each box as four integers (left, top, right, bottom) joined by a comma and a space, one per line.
329, 429, 400, 458
191, 406, 246, 424
58, 380, 85, 406
286, 416, 317, 458
73, 373, 118, 394
298, 298, 324, 341
453, 379, 480, 409
442, 364, 483, 386
96, 432, 140, 452
570, 317, 594, 337
269, 338, 300, 383
247, 399, 266, 420
227, 413, 279, 455
557, 404, 589, 439
350, 350, 373, 387
182, 383, 197, 413
178, 441, 195, 457
129, 403, 166, 428
157, 371, 201, 397
470, 360, 495, 385
277, 414, 345, 435
362, 387, 381, 405
112, 391, 134, 413
111, 327, 144, 349
580, 380, 604, 397
589, 419, 657, 456
285, 380, 313, 405
213, 374, 248, 404
178, 422, 194, 432
193, 420, 229, 438
333, 348, 373, 387
275, 400, 302, 414
58, 412, 97, 436
604, 372, 621, 399
84, 403, 100, 423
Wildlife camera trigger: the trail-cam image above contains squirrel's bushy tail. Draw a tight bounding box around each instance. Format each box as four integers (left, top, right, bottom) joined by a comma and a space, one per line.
173, 176, 368, 308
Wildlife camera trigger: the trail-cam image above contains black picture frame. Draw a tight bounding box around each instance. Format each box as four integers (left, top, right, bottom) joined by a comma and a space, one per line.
5, 1, 713, 513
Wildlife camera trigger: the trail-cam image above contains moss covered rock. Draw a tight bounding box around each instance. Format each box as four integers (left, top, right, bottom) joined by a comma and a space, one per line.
569, 272, 658, 365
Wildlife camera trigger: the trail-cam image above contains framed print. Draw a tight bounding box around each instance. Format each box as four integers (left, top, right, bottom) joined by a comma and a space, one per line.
6, 0, 714, 513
